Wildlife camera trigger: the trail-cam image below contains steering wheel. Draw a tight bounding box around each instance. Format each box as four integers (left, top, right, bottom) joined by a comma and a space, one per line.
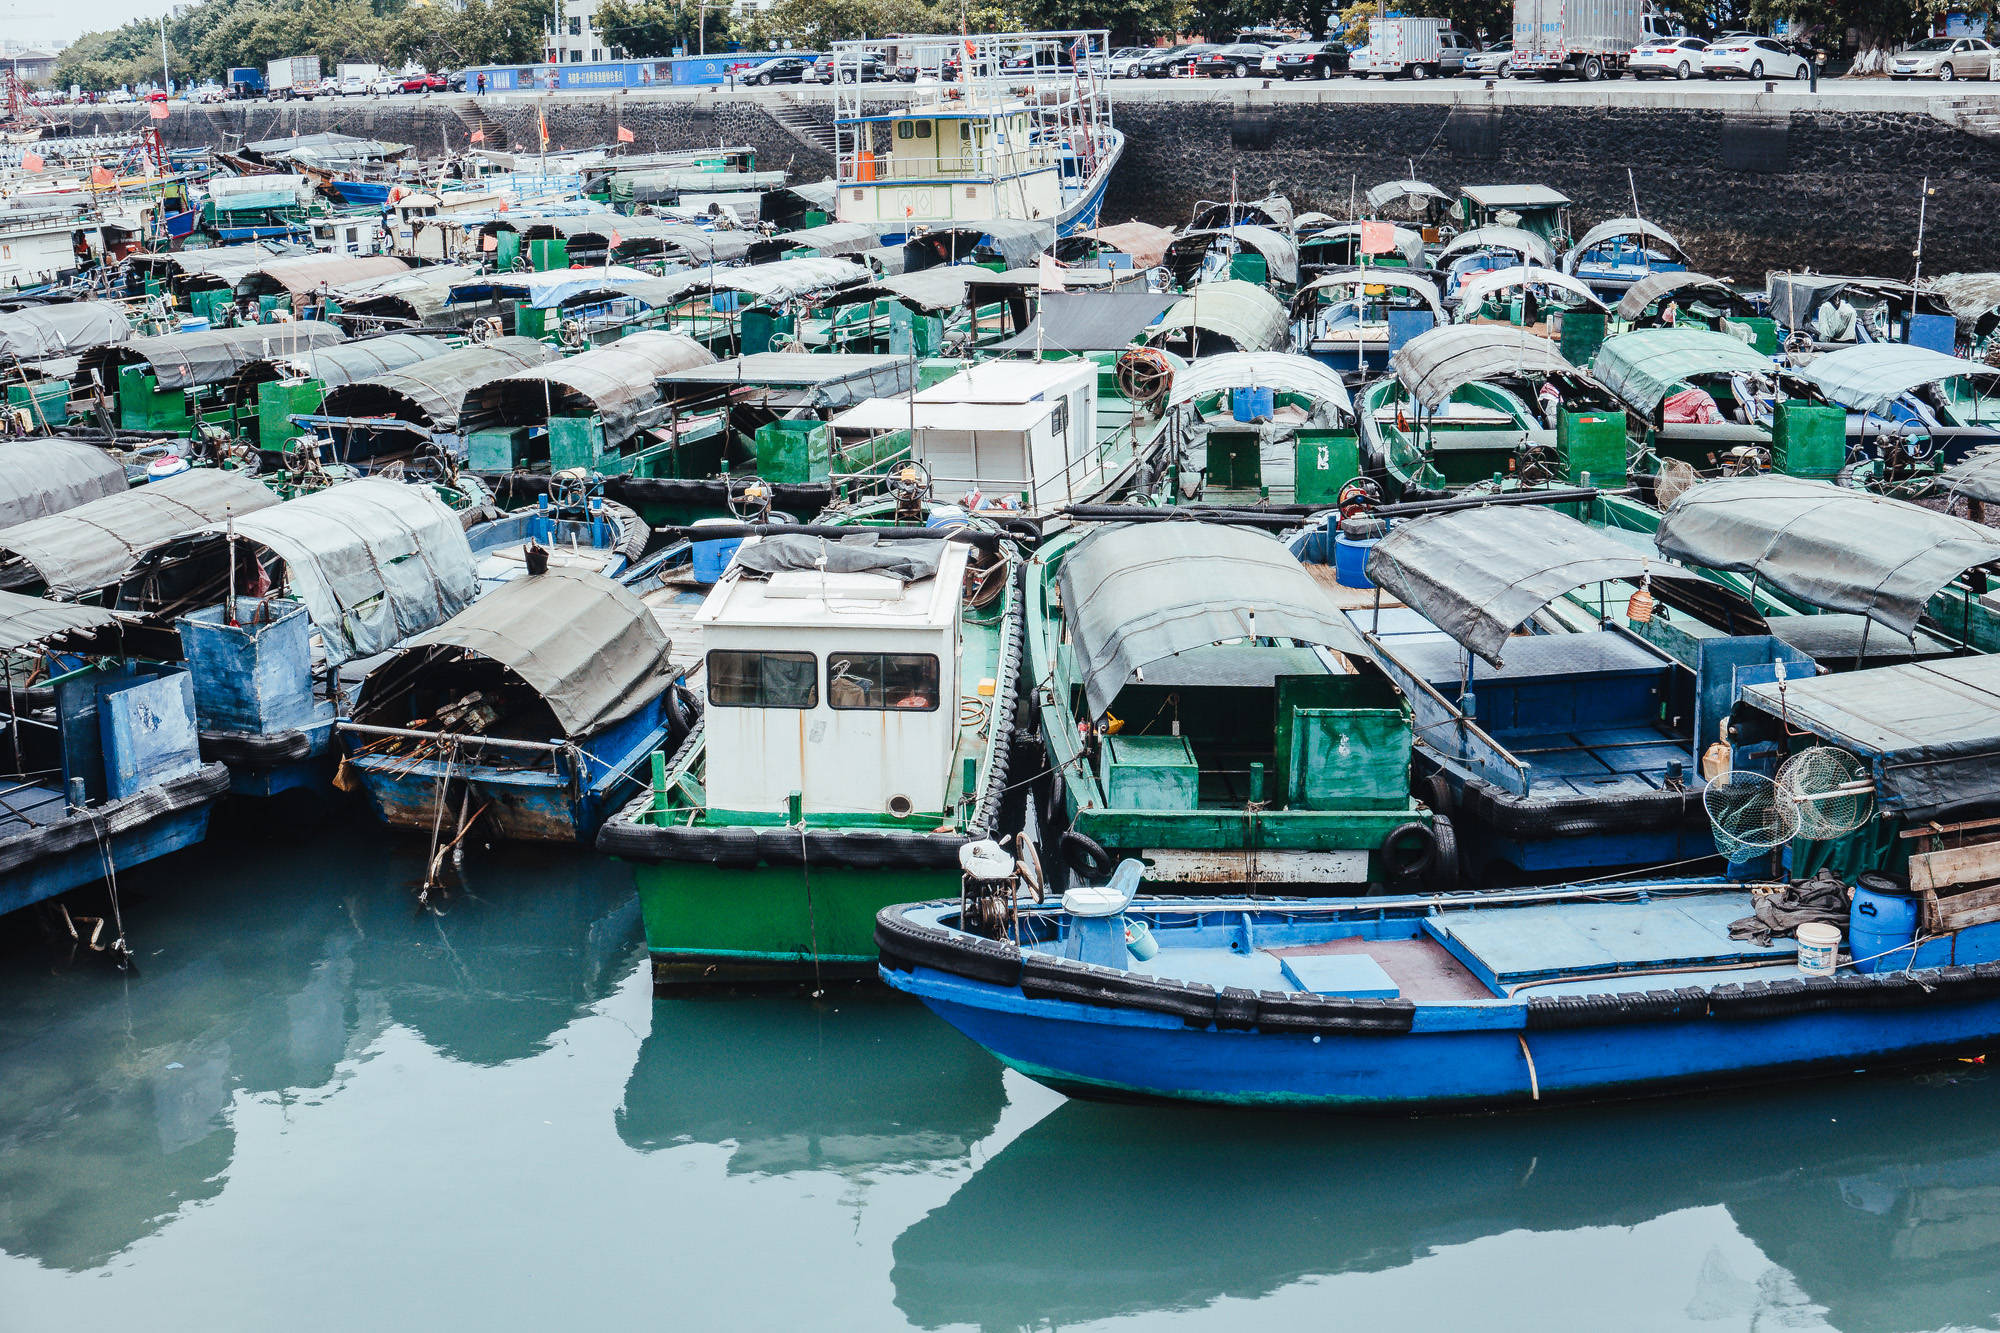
726, 475, 774, 521
1336, 476, 1384, 518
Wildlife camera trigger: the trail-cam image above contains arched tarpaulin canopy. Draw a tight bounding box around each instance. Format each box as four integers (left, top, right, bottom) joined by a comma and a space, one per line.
1798, 343, 2000, 418
648, 256, 870, 307
1438, 226, 1556, 268
229, 331, 456, 403
1164, 225, 1300, 289
1453, 265, 1608, 314
0, 440, 127, 529
1390, 324, 1582, 408
1655, 474, 2000, 639
320, 337, 557, 431
1615, 271, 1741, 322
236, 255, 410, 300
0, 469, 277, 598
383, 566, 673, 736
1056, 522, 1370, 718
82, 322, 345, 392
463, 330, 715, 446
1590, 327, 1776, 414
328, 264, 480, 324
1364, 503, 1704, 667
1146, 280, 1290, 354
1296, 223, 1427, 272
229, 479, 478, 664
1166, 351, 1353, 417
903, 220, 1054, 272
1290, 269, 1445, 321
1942, 446, 2000, 503
1562, 217, 1687, 273
0, 301, 132, 363
1364, 179, 1450, 216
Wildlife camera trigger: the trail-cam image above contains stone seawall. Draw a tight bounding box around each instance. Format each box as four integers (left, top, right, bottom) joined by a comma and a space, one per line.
73, 89, 2000, 276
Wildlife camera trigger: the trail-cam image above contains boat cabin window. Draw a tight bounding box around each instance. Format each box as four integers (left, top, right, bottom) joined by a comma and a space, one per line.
828, 652, 940, 711
708, 650, 819, 709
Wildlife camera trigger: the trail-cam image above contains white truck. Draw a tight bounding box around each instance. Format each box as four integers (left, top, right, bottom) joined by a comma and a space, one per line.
266, 55, 322, 99
1357, 18, 1475, 78
1511, 0, 1675, 80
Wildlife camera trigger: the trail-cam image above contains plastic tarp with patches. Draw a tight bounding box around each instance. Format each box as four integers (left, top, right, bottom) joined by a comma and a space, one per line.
1656, 475, 2000, 639
1147, 281, 1290, 354
0, 441, 127, 529
232, 479, 477, 665
0, 469, 277, 598
0, 302, 132, 363
1798, 343, 2000, 417
1057, 522, 1369, 718
0, 590, 119, 652
320, 337, 557, 430
462, 331, 715, 446
1391, 325, 1580, 408
90, 322, 345, 391
1590, 328, 1776, 414
1166, 351, 1353, 417
1615, 271, 1740, 322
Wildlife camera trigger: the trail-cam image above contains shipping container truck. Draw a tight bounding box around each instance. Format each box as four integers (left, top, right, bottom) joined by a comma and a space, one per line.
266, 55, 322, 99
1357, 17, 1474, 78
1511, 0, 1675, 80
226, 66, 266, 98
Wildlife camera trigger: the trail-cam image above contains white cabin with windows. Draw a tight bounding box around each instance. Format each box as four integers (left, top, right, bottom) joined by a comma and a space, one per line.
698, 538, 967, 819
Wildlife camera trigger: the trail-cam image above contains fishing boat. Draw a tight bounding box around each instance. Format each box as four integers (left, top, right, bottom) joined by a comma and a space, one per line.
1562, 216, 1689, 299
1796, 342, 2000, 470
597, 502, 1023, 985
464, 480, 649, 592
1589, 326, 1819, 482
1289, 269, 1442, 373
1158, 352, 1360, 507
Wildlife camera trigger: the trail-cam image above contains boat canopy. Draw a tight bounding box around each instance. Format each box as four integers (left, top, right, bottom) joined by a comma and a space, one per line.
1437, 226, 1556, 267
818, 266, 979, 314
1069, 221, 1175, 270
463, 330, 714, 445
230, 479, 478, 664
762, 220, 905, 259
521, 215, 757, 264
1563, 217, 1686, 271
1056, 522, 1370, 718
1363, 504, 1702, 667
1148, 281, 1290, 354
0, 590, 119, 653
1615, 271, 1740, 322
1590, 328, 1775, 414
231, 331, 454, 400
658, 352, 918, 409
1737, 654, 2000, 820
1189, 195, 1293, 232
380, 566, 672, 737
127, 245, 302, 293
1942, 447, 2000, 503
0, 301, 132, 363
327, 264, 479, 323
1799, 343, 2000, 417
446, 265, 664, 310
1365, 179, 1449, 215
1164, 226, 1300, 289
988, 290, 1178, 353
1390, 325, 1581, 408
236, 255, 410, 299
0, 470, 277, 598
0, 441, 126, 529
904, 220, 1055, 272
1298, 222, 1427, 271
1768, 274, 1948, 329
1166, 352, 1352, 417
1453, 265, 1608, 313
1656, 475, 2000, 639
1925, 271, 2000, 331
320, 337, 557, 430
205, 174, 314, 213
84, 322, 345, 392
649, 256, 870, 306
243, 131, 411, 167
1290, 268, 1445, 321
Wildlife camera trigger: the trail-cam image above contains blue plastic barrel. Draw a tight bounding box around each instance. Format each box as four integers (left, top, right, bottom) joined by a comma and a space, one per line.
1334, 531, 1380, 588
1232, 386, 1275, 422
690, 518, 744, 584
1850, 875, 1920, 973
924, 505, 971, 532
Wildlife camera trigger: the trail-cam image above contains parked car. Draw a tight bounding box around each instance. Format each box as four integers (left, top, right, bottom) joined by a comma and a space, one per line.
1629, 36, 1708, 79
1107, 46, 1152, 77
740, 56, 816, 85
370, 75, 400, 95
1190, 42, 1273, 77
1262, 40, 1350, 78
1701, 35, 1810, 79
1464, 41, 1514, 75
1890, 35, 1997, 80
820, 52, 887, 82
1138, 44, 1216, 76
144, 89, 169, 102
400, 72, 446, 93
446, 69, 467, 91
335, 75, 369, 96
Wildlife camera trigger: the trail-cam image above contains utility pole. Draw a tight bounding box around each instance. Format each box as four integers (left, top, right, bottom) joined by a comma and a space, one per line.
158, 14, 170, 94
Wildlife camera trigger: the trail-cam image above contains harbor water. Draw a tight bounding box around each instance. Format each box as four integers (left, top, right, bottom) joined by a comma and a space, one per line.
2, 827, 1999, 1332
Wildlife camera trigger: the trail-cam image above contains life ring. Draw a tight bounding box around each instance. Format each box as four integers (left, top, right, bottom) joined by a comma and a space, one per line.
1378, 821, 1437, 881
1061, 829, 1115, 881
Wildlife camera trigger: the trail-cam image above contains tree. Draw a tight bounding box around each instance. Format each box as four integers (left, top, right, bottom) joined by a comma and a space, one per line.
1746, 0, 1942, 58
594, 0, 727, 57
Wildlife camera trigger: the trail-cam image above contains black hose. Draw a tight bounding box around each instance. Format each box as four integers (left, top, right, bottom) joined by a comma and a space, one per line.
653, 520, 1007, 550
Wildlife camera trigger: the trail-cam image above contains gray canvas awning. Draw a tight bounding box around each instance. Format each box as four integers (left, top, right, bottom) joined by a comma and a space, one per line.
1070, 221, 1175, 270
989, 290, 1178, 353
1615, 271, 1740, 322
1365, 179, 1448, 215
1391, 325, 1580, 408
649, 256, 869, 306
1298, 223, 1428, 271
0, 469, 277, 598
238, 256, 410, 298
1926, 272, 2000, 329
1656, 475, 2000, 639
1589, 328, 1776, 415
0, 301, 132, 363
1164, 225, 1300, 289
904, 220, 1055, 271
463, 330, 714, 445
1943, 447, 2000, 503
1738, 654, 2000, 820
320, 337, 557, 431
1291, 269, 1445, 321
764, 220, 905, 259
87, 322, 346, 392
1438, 227, 1557, 268
328, 264, 480, 323
0, 441, 126, 529
819, 266, 979, 314
1165, 352, 1352, 417
1146, 281, 1289, 354
1453, 265, 1607, 313
0, 590, 119, 652
395, 566, 672, 736
1564, 217, 1686, 273
1364, 504, 1701, 667
1190, 195, 1293, 232
1799, 343, 2000, 417
232, 332, 455, 400
656, 352, 917, 409
232, 479, 477, 665
127, 246, 298, 292
1057, 522, 1370, 718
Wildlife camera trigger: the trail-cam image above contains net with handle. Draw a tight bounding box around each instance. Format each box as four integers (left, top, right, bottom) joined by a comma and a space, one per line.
1653, 456, 1698, 509
1775, 745, 1877, 841
1703, 771, 1802, 862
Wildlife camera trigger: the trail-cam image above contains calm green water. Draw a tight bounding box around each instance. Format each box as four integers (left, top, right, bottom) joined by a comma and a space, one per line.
3, 828, 1999, 1332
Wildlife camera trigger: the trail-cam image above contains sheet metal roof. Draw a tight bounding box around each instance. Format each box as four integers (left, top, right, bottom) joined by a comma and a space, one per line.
464, 330, 715, 446
1462, 184, 1571, 209
0, 301, 132, 363
1800, 343, 1999, 417
1147, 280, 1290, 354
0, 469, 277, 598
1590, 327, 1775, 414
320, 337, 557, 430
0, 441, 127, 529
1391, 324, 1580, 408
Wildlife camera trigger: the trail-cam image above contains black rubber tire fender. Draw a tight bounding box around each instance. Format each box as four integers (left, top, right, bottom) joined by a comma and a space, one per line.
1378, 821, 1437, 881
1062, 829, 1115, 880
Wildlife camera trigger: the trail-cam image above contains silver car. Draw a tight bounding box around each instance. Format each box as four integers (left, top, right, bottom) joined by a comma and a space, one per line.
1464, 41, 1513, 76
1891, 35, 1996, 81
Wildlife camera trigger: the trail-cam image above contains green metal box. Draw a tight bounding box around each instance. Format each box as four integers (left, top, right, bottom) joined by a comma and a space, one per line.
1735, 316, 1779, 355
1557, 409, 1628, 485
889, 307, 942, 356
1558, 310, 1608, 366
118, 366, 187, 432
468, 425, 539, 472
189, 287, 232, 324
1771, 399, 1846, 479
741, 308, 797, 356
1274, 675, 1412, 812
1227, 251, 1269, 286
1102, 733, 1200, 812
514, 305, 549, 339
495, 232, 523, 272
256, 378, 324, 449
1205, 430, 1260, 491
528, 238, 569, 272
754, 418, 831, 483
1294, 429, 1360, 507
7, 379, 70, 429
549, 415, 606, 472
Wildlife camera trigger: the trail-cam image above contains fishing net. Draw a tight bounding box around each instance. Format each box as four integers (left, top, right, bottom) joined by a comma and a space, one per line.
1704, 771, 1801, 862
1775, 746, 1876, 841
1654, 456, 1699, 508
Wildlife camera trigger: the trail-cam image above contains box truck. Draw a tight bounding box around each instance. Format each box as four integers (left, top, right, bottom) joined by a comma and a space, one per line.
266, 56, 322, 99
1511, 0, 1675, 80
1356, 18, 1475, 78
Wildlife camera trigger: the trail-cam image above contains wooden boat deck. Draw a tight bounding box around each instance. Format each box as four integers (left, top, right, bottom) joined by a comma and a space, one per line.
1269, 936, 1493, 1002
1307, 563, 1404, 613
640, 570, 711, 689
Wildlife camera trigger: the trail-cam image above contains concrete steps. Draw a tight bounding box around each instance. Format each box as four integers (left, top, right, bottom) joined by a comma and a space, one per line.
1933, 95, 2000, 142
762, 92, 837, 155
444, 96, 509, 149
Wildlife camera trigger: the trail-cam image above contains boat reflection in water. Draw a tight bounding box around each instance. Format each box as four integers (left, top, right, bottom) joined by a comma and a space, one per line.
0, 825, 640, 1272
893, 1067, 2000, 1333
618, 993, 1006, 1179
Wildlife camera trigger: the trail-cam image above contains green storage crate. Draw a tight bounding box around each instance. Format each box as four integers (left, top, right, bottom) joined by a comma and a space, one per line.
1734, 316, 1779, 356
1294, 429, 1360, 507
515, 305, 549, 339
741, 308, 796, 356
528, 238, 569, 272
256, 379, 324, 449
1771, 399, 1845, 479
889, 307, 942, 356
1557, 409, 1628, 485
1102, 733, 1200, 812
7, 379, 70, 429
257, 294, 283, 321
496, 232, 523, 272
802, 209, 829, 228
1205, 430, 1260, 491
468, 425, 539, 472
549, 415, 606, 472
755, 418, 831, 484
1558, 310, 1608, 366
1227, 251, 1268, 286
189, 287, 232, 324
1275, 675, 1412, 811
917, 358, 961, 390
118, 366, 188, 432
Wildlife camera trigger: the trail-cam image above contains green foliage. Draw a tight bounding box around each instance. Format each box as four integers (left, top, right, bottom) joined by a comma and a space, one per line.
595, 0, 728, 57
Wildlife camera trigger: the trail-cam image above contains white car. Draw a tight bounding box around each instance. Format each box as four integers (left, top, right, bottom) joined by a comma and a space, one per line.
336, 76, 369, 96
1701, 35, 1810, 79
1890, 36, 1996, 81
370, 75, 399, 95
1464, 41, 1513, 76
1630, 36, 1708, 79
1107, 46, 1152, 77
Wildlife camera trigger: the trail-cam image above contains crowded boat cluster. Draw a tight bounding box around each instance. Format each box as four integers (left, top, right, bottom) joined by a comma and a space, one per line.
7, 29, 2000, 1113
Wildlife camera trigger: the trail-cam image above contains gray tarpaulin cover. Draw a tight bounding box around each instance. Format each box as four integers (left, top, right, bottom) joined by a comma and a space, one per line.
1166, 352, 1353, 416
463, 330, 714, 445
1165, 226, 1300, 289
0, 470, 277, 597
990, 290, 1178, 353
98, 322, 346, 391
1364, 504, 1702, 667
0, 590, 118, 652
1147, 281, 1289, 354
0, 441, 126, 528
1438, 226, 1557, 268
734, 534, 943, 583
651, 256, 869, 306
820, 267, 979, 314
1453, 265, 1608, 313
1799, 343, 1997, 417
1615, 272, 1738, 321
1298, 223, 1427, 270
909, 220, 1055, 271
1057, 522, 1369, 718
237, 332, 453, 394
1590, 327, 1774, 414
0, 302, 132, 363
1927, 272, 2000, 327
327, 264, 478, 321
396, 566, 671, 736
1738, 654, 2000, 820
765, 221, 905, 258
1392, 325, 1578, 407
1564, 217, 1686, 272
1364, 179, 1448, 214
233, 479, 476, 665
241, 256, 409, 297
1291, 269, 1445, 321
321, 337, 556, 429
1943, 447, 2000, 503
1655, 475, 2000, 639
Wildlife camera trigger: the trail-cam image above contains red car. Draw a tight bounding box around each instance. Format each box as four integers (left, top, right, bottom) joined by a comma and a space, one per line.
400, 73, 446, 93
144, 90, 169, 101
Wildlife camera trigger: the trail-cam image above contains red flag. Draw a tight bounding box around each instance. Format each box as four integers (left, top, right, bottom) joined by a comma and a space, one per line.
149, 102, 169, 120
469, 129, 485, 144
609, 229, 622, 246
481, 234, 498, 252
1359, 220, 1395, 256
538, 104, 549, 150
20, 153, 42, 172
89, 166, 114, 186
616, 125, 634, 144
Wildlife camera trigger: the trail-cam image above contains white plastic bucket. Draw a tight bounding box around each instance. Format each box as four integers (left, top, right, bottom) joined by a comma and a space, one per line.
1796, 921, 1841, 977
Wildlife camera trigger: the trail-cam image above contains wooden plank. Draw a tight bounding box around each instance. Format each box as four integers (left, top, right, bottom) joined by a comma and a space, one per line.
1931, 882, 2000, 934
1908, 841, 2000, 894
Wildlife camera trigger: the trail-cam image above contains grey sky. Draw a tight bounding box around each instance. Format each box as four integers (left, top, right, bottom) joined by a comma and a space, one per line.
5, 0, 178, 47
